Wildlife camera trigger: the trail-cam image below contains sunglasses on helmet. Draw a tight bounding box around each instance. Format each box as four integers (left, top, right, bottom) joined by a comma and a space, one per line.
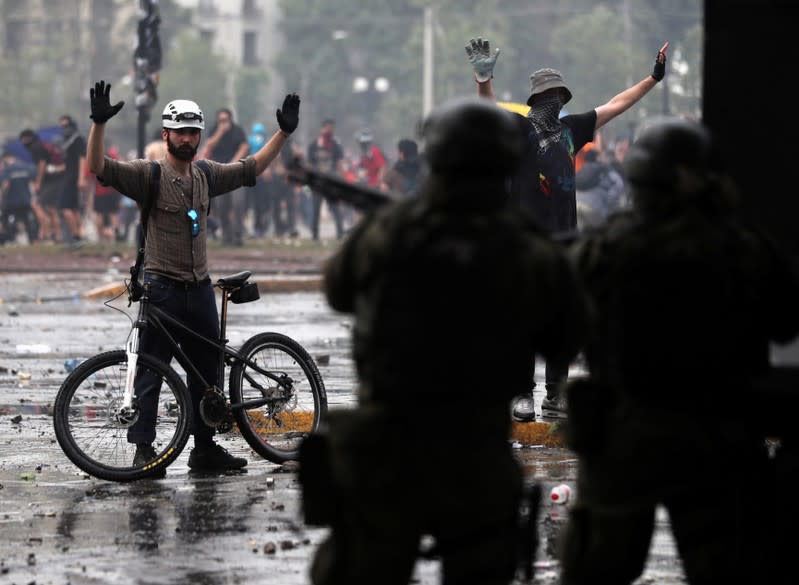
187, 208, 200, 237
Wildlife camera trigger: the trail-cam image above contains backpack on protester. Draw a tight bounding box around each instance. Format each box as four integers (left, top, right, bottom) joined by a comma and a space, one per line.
42, 140, 66, 175
128, 159, 213, 303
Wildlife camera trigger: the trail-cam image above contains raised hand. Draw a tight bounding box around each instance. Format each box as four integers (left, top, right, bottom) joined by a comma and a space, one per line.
276, 93, 300, 135
89, 80, 125, 124
651, 41, 669, 81
465, 37, 500, 83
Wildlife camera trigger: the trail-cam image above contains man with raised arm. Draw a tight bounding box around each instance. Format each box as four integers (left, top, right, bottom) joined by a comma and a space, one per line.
465, 36, 668, 422
86, 80, 300, 475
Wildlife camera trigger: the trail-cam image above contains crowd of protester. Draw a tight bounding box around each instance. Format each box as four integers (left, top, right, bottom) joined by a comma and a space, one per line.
1, 113, 442, 246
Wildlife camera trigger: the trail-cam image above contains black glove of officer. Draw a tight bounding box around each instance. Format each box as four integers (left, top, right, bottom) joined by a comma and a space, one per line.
89, 80, 125, 124
651, 43, 668, 82
276, 93, 300, 135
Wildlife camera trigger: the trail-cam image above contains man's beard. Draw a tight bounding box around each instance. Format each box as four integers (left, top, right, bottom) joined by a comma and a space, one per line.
167, 138, 197, 161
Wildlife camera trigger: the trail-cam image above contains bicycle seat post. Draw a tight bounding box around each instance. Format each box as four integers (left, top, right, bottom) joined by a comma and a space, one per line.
216, 283, 231, 388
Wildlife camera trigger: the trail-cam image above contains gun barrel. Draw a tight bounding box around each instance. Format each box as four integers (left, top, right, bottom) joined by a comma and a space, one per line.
286, 159, 395, 212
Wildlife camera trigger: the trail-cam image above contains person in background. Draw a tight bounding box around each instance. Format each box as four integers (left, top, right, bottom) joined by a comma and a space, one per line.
58, 115, 88, 246
307, 96, 588, 585
91, 144, 122, 242
86, 80, 300, 475
466, 35, 669, 422
0, 149, 38, 245
246, 122, 270, 237
609, 135, 630, 178
307, 118, 346, 240
354, 128, 386, 188
575, 148, 625, 231
145, 127, 167, 161
382, 138, 423, 196
200, 108, 250, 246
559, 116, 799, 585
274, 140, 300, 237
19, 128, 64, 243
247, 122, 268, 154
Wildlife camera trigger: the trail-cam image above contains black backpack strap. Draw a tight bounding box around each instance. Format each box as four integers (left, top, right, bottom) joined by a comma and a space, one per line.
194, 159, 214, 215
129, 161, 161, 303
139, 160, 161, 234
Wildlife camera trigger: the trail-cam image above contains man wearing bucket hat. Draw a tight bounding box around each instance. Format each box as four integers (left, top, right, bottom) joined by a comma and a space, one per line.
465, 37, 668, 422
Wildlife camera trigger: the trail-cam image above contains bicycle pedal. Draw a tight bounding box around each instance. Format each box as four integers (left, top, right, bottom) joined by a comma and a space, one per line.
215, 420, 234, 434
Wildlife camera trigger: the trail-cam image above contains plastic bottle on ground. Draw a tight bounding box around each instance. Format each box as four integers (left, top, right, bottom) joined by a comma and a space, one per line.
550, 483, 571, 504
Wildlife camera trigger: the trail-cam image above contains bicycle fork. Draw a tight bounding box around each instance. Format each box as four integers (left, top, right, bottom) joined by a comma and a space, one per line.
118, 320, 142, 424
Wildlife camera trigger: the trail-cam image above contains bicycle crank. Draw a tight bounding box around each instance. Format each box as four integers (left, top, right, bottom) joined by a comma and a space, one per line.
199, 387, 234, 432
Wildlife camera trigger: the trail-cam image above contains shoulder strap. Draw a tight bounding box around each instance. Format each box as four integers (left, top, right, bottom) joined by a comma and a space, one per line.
129, 161, 161, 303
139, 160, 161, 234
195, 159, 212, 185
194, 159, 214, 215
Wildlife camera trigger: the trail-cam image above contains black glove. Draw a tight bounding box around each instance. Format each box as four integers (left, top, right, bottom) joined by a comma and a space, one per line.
651, 48, 667, 82
276, 93, 300, 135
89, 80, 125, 124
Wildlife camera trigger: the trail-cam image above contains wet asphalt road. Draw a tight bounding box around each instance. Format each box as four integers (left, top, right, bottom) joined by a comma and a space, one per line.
0, 270, 685, 584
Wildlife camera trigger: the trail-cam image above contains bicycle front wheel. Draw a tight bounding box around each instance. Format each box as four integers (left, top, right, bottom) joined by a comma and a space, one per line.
53, 350, 192, 482
229, 332, 327, 463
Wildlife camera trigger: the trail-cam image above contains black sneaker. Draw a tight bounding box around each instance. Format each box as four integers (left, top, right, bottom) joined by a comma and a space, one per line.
188, 443, 248, 471
511, 395, 536, 423
541, 395, 568, 420
133, 443, 166, 478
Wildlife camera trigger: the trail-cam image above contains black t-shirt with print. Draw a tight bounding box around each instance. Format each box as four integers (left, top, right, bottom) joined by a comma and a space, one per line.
509, 110, 596, 233
307, 138, 344, 174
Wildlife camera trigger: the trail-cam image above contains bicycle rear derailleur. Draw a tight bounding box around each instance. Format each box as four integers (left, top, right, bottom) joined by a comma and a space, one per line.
199, 386, 234, 433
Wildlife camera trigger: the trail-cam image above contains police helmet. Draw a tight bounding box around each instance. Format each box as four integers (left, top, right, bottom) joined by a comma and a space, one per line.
624, 116, 713, 191
623, 116, 737, 216
421, 96, 522, 177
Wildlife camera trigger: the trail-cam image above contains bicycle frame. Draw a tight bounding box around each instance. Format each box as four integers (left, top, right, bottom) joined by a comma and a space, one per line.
121, 281, 287, 415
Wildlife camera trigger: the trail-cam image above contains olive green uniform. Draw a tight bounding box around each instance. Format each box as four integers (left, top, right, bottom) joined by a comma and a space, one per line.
560, 208, 799, 585
312, 176, 589, 585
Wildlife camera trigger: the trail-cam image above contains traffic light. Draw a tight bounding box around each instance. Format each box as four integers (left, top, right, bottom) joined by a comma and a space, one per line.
134, 0, 161, 112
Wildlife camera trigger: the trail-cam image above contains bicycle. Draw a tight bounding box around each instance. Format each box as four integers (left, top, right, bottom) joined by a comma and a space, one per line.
53, 270, 327, 482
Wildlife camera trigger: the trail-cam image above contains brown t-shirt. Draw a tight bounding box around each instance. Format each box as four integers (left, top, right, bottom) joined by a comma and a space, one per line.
99, 156, 256, 282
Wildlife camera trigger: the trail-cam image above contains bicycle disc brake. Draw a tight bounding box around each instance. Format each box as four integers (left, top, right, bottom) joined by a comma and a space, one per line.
199, 387, 233, 432
110, 397, 139, 428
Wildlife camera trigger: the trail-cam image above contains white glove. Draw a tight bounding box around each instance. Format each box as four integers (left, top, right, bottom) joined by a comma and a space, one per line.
465, 37, 500, 82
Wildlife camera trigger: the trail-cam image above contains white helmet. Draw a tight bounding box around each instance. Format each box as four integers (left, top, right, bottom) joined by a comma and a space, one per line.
161, 99, 205, 130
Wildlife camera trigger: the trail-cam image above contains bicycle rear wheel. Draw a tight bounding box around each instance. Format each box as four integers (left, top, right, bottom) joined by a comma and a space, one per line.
229, 332, 327, 463
53, 350, 192, 482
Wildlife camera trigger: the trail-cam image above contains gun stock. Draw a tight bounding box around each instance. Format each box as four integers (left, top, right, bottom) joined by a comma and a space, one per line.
286, 158, 396, 212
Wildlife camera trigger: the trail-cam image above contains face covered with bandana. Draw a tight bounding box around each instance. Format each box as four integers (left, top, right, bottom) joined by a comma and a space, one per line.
526, 90, 567, 152
60, 117, 77, 139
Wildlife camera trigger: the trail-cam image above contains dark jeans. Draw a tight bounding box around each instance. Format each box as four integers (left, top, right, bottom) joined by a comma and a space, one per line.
217, 186, 247, 245
127, 274, 220, 448
311, 190, 344, 240
273, 185, 297, 236
1, 206, 38, 244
